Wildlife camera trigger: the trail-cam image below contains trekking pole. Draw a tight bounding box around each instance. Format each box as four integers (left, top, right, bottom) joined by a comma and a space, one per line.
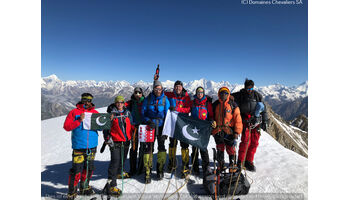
212, 148, 218, 200
121, 142, 125, 196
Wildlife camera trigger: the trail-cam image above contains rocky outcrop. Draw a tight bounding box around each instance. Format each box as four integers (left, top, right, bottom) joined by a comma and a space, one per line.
265, 104, 308, 158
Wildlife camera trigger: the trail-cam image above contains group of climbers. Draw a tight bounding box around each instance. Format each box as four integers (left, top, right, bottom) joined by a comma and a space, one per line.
62, 78, 268, 199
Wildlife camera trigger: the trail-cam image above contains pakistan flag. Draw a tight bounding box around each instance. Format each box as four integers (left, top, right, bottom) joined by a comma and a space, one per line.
83, 113, 111, 130
163, 111, 212, 151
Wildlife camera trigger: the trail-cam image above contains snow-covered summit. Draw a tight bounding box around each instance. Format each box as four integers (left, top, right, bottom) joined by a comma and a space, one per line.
41, 109, 308, 199
42, 75, 308, 102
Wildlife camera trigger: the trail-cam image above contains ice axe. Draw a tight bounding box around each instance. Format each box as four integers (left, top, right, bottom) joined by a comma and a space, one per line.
154, 64, 160, 80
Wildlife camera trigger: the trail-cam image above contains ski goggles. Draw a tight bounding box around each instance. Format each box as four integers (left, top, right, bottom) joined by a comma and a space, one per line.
219, 91, 229, 95
134, 91, 142, 95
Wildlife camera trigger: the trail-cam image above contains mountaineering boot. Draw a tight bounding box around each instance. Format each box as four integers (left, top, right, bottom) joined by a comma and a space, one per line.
80, 185, 95, 195
228, 155, 237, 173
67, 185, 77, 200
181, 148, 190, 178
109, 186, 122, 197
244, 161, 256, 172
144, 153, 152, 184
167, 147, 176, 172
67, 193, 77, 200
157, 151, 166, 180
117, 171, 130, 179
104, 179, 121, 197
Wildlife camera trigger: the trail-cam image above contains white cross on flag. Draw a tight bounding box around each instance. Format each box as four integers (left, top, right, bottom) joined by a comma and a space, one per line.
138, 125, 155, 143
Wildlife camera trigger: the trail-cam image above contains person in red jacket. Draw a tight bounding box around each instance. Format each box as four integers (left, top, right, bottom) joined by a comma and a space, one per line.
102, 95, 134, 197
63, 93, 99, 200
165, 80, 192, 178
190, 87, 213, 177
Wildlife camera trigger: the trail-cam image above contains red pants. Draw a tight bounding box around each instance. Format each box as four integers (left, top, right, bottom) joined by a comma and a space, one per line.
238, 125, 261, 163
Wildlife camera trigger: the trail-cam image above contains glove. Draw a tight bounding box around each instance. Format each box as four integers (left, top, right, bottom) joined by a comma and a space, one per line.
161, 135, 168, 140
211, 121, 217, 128
105, 137, 114, 148
147, 120, 156, 129
233, 132, 239, 139
169, 106, 176, 112
261, 122, 268, 131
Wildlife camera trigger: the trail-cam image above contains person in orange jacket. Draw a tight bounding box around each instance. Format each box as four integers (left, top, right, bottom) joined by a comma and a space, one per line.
211, 87, 243, 172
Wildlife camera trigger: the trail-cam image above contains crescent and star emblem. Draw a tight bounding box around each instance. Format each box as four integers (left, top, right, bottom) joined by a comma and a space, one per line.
182, 125, 200, 141
96, 116, 107, 126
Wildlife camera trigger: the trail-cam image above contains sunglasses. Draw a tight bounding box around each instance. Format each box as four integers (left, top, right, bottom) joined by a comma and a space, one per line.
197, 92, 204, 94
153, 88, 162, 92
246, 88, 253, 91
116, 101, 124, 104
220, 91, 229, 95
134, 91, 142, 94
82, 98, 92, 103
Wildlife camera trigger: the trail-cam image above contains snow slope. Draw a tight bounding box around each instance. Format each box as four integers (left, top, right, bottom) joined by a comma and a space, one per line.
42, 107, 308, 199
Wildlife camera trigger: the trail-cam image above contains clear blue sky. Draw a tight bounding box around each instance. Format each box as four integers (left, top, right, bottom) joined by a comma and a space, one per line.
42, 0, 307, 86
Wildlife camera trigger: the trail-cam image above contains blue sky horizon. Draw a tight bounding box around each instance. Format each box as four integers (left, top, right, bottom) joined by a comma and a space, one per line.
42, 0, 308, 86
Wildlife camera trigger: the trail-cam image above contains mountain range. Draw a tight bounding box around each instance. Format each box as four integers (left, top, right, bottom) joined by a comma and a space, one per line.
41, 74, 308, 121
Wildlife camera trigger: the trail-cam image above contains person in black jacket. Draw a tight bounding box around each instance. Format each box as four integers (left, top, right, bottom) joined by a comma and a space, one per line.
231, 79, 268, 172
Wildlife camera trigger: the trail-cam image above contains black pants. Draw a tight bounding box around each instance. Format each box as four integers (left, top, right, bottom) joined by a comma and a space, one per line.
108, 141, 130, 187
191, 146, 209, 171
144, 126, 166, 154
129, 127, 139, 174
68, 148, 96, 192
169, 137, 189, 149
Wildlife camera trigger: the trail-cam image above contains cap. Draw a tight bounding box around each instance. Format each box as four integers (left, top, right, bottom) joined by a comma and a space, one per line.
174, 80, 183, 87
153, 80, 162, 88
114, 95, 125, 103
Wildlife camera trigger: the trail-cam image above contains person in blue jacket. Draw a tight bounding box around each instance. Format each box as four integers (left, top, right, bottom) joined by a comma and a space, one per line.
63, 93, 99, 200
141, 80, 170, 183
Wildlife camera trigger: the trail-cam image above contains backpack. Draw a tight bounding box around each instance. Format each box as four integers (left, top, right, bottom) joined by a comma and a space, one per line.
147, 94, 166, 107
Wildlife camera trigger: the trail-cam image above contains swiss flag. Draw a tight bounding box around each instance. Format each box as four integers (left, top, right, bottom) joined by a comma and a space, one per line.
138, 125, 155, 143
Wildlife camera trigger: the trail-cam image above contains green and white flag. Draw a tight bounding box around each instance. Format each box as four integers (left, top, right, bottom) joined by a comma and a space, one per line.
83, 113, 111, 130
163, 111, 212, 151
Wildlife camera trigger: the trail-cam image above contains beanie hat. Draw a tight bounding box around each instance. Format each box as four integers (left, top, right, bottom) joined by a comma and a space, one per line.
153, 80, 162, 88
196, 86, 205, 95
174, 80, 183, 87
218, 87, 230, 94
244, 79, 254, 88
134, 87, 142, 93
114, 95, 125, 103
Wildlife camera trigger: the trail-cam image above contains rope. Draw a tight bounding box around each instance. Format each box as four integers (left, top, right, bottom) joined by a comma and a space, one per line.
227, 145, 238, 198
230, 124, 252, 200
162, 139, 179, 200
164, 147, 198, 200
83, 129, 91, 190
121, 142, 125, 196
